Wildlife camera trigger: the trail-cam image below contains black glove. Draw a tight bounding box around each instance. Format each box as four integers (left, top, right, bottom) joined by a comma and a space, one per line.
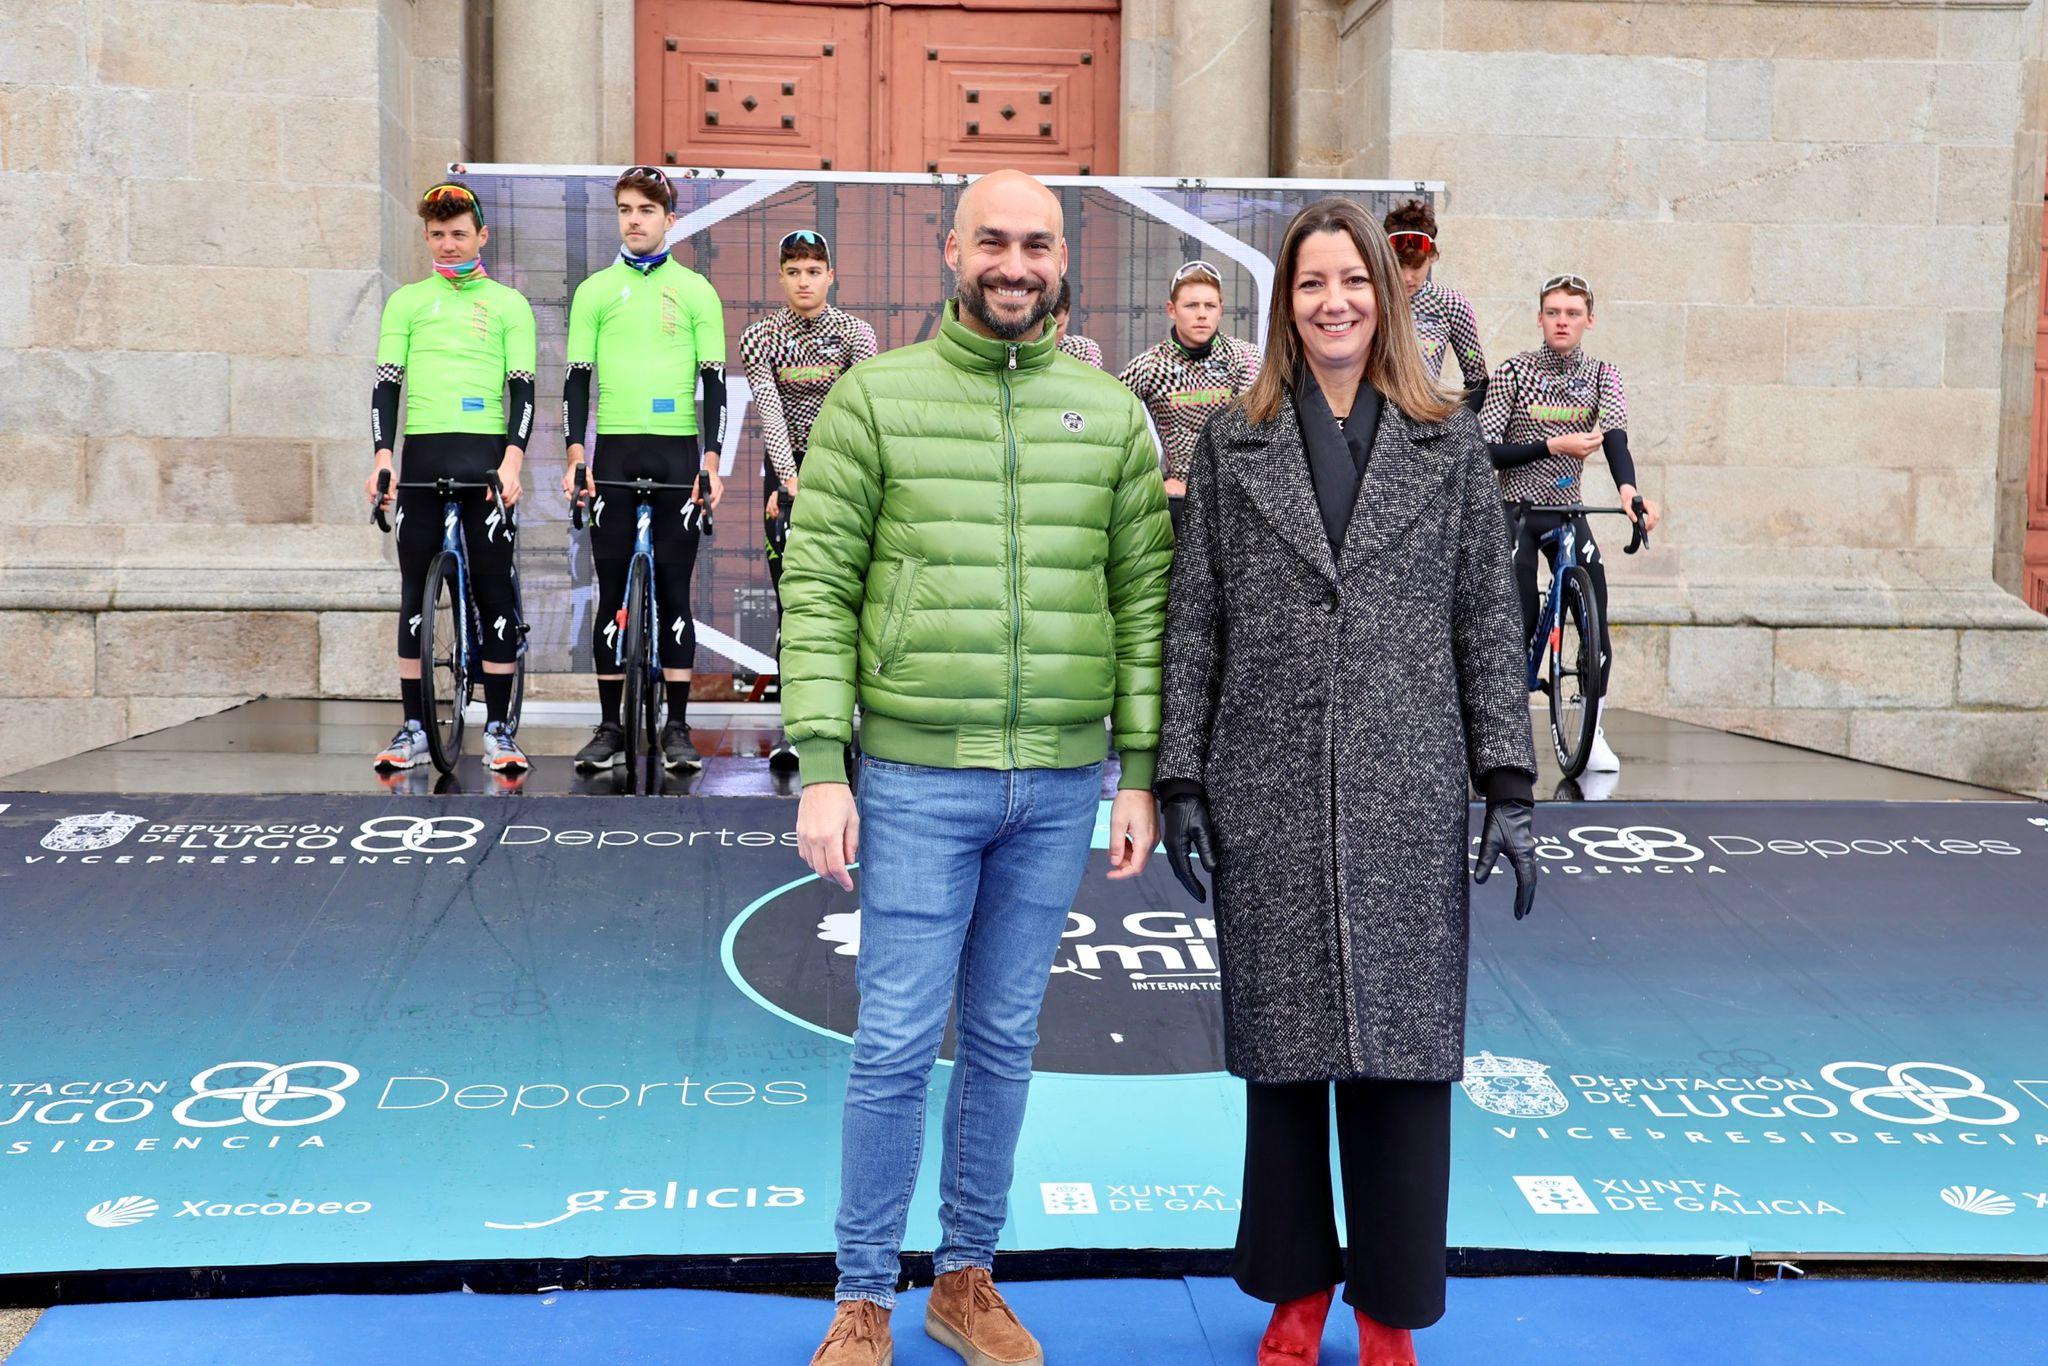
1161, 794, 1217, 904
1473, 798, 1538, 920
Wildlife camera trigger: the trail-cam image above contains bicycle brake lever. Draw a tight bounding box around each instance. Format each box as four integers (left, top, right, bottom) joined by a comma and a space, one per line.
1626, 495, 1649, 554
569, 463, 587, 530
371, 468, 391, 532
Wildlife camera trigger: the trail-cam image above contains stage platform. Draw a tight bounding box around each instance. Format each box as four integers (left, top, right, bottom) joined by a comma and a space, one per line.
13, 1275, 2048, 1365
1, 697, 2019, 803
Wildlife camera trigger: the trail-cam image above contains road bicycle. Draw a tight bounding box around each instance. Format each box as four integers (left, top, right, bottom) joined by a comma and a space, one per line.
569, 465, 711, 769
373, 469, 527, 775
1505, 494, 1647, 779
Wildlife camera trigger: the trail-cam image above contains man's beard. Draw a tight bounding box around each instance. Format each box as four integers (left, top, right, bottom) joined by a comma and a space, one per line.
958, 271, 1057, 342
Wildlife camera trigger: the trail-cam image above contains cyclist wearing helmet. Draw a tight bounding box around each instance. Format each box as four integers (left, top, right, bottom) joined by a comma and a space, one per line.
1383, 197, 1487, 413
738, 228, 878, 770
1119, 260, 1261, 505
1480, 273, 1662, 775
1052, 278, 1104, 369
562, 166, 729, 774
368, 181, 535, 775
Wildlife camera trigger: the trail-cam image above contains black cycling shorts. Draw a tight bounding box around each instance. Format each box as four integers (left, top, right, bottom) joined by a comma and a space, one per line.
393, 433, 518, 664
588, 433, 704, 559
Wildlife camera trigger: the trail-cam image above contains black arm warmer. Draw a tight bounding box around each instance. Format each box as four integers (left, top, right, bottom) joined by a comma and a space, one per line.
505, 371, 536, 448
1488, 440, 1550, 470
371, 370, 402, 455
1602, 428, 1637, 490
1463, 375, 1487, 417
563, 363, 593, 452
698, 363, 728, 454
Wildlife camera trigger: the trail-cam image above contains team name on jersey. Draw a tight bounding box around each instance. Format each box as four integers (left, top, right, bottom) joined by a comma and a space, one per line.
1168, 387, 1233, 408
777, 362, 843, 385
659, 288, 681, 337
1529, 402, 1593, 423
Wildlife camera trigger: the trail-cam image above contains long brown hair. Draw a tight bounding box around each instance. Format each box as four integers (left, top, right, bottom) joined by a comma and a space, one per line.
1240, 197, 1459, 427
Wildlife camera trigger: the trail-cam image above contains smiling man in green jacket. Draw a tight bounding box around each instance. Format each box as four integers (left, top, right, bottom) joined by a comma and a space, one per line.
782, 169, 1172, 1366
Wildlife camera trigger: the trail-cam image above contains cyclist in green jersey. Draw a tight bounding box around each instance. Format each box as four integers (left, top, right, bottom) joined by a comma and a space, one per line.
368, 181, 536, 775
561, 166, 729, 773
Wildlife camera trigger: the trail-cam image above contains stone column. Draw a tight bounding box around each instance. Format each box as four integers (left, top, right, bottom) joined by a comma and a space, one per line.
1169, 0, 1272, 177
494, 0, 602, 163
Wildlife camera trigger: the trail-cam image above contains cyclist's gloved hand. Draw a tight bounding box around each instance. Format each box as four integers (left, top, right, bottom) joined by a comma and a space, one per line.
1161, 792, 1216, 904
1474, 795, 1538, 920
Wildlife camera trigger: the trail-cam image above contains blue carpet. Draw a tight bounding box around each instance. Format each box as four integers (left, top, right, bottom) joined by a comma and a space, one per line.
14, 1276, 2048, 1364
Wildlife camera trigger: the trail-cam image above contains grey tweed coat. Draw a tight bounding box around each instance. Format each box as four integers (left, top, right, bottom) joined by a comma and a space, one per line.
1156, 393, 1534, 1084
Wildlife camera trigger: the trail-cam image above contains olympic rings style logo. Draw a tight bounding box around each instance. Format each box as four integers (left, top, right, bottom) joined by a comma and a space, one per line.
1820, 1061, 2021, 1127
350, 816, 485, 855
1566, 826, 1706, 865
170, 1061, 362, 1129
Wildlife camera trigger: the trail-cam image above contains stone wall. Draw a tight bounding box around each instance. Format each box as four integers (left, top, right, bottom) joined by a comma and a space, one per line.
0, 0, 465, 777
1313, 0, 2048, 795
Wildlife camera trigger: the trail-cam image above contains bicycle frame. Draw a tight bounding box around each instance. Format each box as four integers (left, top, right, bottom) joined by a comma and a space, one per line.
1526, 517, 1585, 693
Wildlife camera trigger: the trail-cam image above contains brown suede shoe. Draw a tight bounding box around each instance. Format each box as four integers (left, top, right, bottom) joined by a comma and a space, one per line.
924, 1267, 1043, 1365
810, 1299, 893, 1366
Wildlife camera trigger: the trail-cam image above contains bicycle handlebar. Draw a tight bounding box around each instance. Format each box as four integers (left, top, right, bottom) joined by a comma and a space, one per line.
373, 471, 508, 535
1507, 496, 1651, 555
575, 474, 715, 539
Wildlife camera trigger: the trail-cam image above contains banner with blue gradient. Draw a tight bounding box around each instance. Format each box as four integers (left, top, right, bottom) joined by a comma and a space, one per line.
1, 794, 2044, 1276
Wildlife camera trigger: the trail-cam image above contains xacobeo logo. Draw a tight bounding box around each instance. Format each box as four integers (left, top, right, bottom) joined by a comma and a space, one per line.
85, 1196, 158, 1228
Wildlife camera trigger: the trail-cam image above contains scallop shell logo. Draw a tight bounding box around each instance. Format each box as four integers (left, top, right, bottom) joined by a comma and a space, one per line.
86, 1196, 159, 1228
1940, 1185, 2014, 1217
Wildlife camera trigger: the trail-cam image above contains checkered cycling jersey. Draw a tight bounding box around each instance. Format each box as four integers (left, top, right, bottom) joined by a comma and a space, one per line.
1479, 345, 1630, 502
739, 305, 879, 483
1408, 277, 1486, 388
1117, 333, 1262, 482
1058, 332, 1105, 370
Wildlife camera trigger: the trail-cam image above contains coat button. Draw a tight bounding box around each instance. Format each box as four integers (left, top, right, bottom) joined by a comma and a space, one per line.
1324, 588, 1340, 613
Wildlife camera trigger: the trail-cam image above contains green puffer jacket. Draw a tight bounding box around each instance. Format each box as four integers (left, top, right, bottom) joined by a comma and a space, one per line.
779, 302, 1173, 790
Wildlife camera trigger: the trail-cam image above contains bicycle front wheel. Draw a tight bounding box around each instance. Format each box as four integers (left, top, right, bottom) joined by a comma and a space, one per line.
620, 558, 652, 764
1548, 564, 1602, 778
417, 552, 467, 775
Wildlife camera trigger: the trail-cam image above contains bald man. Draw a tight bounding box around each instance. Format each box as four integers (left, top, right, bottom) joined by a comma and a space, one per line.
781, 170, 1173, 1365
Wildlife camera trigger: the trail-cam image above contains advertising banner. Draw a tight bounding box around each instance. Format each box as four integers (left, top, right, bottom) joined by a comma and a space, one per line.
2, 795, 2045, 1277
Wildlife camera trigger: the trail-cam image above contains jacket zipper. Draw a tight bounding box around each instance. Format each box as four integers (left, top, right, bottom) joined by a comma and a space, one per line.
1001, 349, 1021, 766
871, 559, 921, 677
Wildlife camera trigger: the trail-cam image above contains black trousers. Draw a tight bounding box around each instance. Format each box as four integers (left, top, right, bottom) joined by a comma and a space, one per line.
1231, 1079, 1452, 1330
1511, 509, 1612, 694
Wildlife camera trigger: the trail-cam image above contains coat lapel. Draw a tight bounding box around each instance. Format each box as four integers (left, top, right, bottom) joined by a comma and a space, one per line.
1338, 405, 1459, 573
1223, 402, 1339, 586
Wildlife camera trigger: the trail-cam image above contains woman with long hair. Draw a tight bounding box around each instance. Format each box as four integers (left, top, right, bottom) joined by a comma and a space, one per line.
1155, 198, 1540, 1365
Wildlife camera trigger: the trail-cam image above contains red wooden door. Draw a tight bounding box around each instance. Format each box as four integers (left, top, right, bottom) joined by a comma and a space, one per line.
635, 0, 1119, 174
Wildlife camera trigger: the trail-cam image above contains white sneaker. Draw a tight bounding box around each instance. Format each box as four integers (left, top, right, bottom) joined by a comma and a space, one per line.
1586, 725, 1620, 773
374, 720, 429, 771
483, 721, 530, 773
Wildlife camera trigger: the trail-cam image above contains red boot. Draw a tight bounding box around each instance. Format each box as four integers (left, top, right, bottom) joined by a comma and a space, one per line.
1354, 1307, 1416, 1366
1257, 1288, 1334, 1364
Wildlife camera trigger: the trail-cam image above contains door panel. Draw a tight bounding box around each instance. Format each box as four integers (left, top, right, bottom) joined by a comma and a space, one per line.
636, 1, 872, 171
636, 1, 1119, 174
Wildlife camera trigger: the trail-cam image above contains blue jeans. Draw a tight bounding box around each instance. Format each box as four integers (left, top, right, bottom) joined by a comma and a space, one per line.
834, 756, 1103, 1306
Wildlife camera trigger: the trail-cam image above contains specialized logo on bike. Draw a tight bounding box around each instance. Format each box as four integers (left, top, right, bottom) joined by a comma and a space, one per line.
726, 867, 1227, 1076
170, 1060, 362, 1129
